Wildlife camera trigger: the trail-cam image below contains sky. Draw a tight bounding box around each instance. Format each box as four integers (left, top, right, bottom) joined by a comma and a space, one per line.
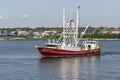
0, 0, 120, 28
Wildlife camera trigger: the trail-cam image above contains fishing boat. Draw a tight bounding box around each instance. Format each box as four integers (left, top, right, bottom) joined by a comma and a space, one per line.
35, 3, 100, 57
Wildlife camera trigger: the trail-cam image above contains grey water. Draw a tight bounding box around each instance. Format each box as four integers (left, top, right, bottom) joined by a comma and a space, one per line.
0, 40, 120, 80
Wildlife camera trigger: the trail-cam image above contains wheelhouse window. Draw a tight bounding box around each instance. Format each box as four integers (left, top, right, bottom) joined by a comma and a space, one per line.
46, 44, 58, 47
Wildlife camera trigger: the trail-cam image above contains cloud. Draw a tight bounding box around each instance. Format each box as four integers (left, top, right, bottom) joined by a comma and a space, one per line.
0, 15, 6, 20
22, 14, 29, 19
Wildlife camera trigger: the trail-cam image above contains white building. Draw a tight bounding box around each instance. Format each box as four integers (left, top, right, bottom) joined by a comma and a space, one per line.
102, 29, 120, 34
33, 32, 42, 38
17, 31, 29, 36
42, 30, 57, 36
111, 30, 120, 34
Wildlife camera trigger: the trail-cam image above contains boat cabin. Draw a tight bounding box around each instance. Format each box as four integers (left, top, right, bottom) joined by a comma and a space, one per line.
82, 41, 99, 50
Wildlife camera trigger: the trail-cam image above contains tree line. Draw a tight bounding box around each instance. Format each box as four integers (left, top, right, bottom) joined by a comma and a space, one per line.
0, 26, 120, 39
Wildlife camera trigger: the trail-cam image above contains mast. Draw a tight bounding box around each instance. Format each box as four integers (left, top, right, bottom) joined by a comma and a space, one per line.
63, 2, 66, 44
75, 2, 80, 47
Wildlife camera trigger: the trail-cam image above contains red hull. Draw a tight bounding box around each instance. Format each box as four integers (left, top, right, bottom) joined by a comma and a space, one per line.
37, 47, 100, 57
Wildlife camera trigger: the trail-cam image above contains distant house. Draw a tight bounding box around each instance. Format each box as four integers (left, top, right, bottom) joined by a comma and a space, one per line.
102, 29, 120, 34
42, 30, 57, 36
17, 30, 30, 36
42, 31, 51, 36
32, 32, 42, 38
9, 31, 16, 36
111, 30, 120, 34
102, 30, 111, 34
0, 30, 8, 36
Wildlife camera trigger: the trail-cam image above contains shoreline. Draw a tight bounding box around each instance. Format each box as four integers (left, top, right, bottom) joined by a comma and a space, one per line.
0, 37, 120, 41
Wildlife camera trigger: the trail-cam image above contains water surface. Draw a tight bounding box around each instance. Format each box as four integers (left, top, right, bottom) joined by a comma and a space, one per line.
0, 40, 120, 80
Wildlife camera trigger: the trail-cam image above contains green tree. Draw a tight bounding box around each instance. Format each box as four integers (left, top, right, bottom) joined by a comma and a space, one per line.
15, 31, 18, 36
